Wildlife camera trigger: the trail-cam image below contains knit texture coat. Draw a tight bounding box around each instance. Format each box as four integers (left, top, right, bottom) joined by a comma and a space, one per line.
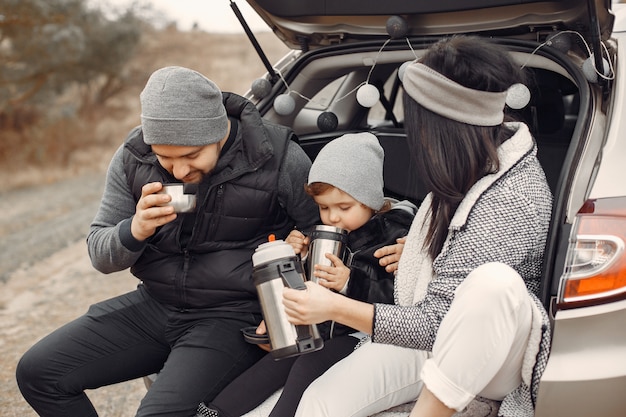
372, 122, 552, 417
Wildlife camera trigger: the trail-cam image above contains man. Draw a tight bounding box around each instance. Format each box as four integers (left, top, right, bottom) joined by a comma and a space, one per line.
16, 66, 319, 416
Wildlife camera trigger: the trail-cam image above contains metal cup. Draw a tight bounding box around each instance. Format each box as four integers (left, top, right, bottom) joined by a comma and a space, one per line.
306, 225, 349, 283
157, 183, 197, 213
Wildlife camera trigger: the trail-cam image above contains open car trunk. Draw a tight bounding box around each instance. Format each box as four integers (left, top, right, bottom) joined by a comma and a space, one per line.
227, 1, 623, 415
235, 29, 618, 417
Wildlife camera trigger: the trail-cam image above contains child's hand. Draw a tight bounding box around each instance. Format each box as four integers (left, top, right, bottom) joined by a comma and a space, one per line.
313, 253, 350, 292
255, 320, 271, 352
374, 236, 406, 273
286, 229, 310, 257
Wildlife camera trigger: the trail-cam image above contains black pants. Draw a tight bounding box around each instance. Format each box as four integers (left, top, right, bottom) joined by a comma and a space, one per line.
210, 334, 359, 417
16, 285, 265, 417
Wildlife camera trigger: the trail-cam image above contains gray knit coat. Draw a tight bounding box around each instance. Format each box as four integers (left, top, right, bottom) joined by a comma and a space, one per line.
372, 122, 552, 417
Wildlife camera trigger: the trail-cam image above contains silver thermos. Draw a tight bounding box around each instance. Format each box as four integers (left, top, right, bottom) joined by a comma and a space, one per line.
306, 225, 349, 283
252, 239, 324, 360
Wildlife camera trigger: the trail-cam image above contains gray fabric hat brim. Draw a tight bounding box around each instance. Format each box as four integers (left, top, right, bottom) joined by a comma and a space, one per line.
141, 115, 228, 146
140, 66, 228, 146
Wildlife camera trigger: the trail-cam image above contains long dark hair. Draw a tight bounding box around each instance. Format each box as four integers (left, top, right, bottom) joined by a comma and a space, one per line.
403, 36, 526, 259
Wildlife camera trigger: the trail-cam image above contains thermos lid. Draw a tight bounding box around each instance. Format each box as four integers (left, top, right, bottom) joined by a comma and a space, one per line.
311, 225, 347, 235
252, 239, 295, 267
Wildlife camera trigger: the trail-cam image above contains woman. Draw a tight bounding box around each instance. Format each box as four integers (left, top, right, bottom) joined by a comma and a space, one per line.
283, 35, 552, 417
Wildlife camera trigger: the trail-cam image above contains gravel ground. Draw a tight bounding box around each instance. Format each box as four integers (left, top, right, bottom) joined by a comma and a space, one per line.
0, 173, 146, 416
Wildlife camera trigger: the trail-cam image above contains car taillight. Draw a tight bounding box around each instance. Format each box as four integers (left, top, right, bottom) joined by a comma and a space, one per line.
557, 197, 626, 309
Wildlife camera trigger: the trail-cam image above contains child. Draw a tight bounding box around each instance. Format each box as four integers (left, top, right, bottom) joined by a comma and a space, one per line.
197, 132, 416, 417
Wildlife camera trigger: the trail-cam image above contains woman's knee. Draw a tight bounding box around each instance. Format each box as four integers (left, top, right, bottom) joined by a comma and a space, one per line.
458, 262, 527, 301
295, 381, 329, 416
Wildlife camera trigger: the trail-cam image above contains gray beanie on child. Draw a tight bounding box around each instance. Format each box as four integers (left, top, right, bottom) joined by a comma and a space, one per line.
308, 132, 385, 211
140, 66, 228, 146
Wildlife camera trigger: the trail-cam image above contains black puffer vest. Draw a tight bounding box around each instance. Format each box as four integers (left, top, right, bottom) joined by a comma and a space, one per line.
122, 93, 296, 310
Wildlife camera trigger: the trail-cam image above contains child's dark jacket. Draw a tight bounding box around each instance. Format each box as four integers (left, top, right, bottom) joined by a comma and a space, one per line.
320, 202, 416, 340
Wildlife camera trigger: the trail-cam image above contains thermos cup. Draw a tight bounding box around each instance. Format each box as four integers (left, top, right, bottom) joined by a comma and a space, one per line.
306, 225, 349, 283
251, 239, 324, 360
156, 183, 197, 213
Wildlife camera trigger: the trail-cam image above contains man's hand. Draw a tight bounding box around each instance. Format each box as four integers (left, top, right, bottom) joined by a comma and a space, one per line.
130, 182, 177, 241
374, 236, 406, 273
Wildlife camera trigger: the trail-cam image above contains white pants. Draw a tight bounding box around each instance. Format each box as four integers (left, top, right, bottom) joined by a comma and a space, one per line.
295, 262, 534, 416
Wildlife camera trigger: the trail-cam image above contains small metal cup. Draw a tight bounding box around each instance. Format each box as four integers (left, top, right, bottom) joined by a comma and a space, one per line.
157, 183, 196, 213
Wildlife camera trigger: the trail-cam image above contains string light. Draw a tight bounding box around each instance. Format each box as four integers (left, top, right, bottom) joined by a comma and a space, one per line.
522, 30, 615, 83
545, 32, 572, 53
356, 84, 380, 108
582, 53, 611, 83
251, 78, 272, 98
255, 16, 614, 126
385, 15, 409, 39
506, 83, 532, 109
273, 93, 296, 115
252, 16, 412, 122
317, 111, 339, 132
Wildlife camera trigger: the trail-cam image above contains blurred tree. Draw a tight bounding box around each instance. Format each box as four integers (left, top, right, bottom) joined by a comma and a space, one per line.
0, 0, 142, 129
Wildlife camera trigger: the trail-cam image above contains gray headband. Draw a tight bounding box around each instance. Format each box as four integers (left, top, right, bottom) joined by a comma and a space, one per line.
403, 63, 507, 126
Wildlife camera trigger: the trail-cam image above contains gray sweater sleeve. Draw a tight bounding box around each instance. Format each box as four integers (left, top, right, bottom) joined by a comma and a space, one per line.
88, 139, 318, 274
86, 145, 146, 274
277, 140, 320, 230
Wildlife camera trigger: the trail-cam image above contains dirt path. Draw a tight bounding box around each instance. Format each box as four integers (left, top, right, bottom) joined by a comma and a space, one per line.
0, 174, 145, 416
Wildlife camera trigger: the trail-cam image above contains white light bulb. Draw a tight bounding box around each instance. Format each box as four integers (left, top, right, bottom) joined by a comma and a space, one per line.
505, 83, 531, 109
356, 84, 380, 108
582, 55, 610, 83
273, 94, 296, 115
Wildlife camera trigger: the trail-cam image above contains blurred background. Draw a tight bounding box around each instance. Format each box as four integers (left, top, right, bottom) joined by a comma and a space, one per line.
0, 0, 288, 191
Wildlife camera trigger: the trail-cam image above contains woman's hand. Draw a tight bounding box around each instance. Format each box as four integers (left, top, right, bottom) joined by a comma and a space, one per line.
283, 281, 336, 325
285, 229, 310, 257
283, 282, 375, 334
374, 236, 406, 273
312, 253, 350, 292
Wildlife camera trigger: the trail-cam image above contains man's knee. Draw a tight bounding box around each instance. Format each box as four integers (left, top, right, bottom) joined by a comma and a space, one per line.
16, 347, 49, 399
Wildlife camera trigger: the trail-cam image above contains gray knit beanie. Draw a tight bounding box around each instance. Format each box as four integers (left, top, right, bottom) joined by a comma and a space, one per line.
140, 66, 228, 146
308, 132, 385, 211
